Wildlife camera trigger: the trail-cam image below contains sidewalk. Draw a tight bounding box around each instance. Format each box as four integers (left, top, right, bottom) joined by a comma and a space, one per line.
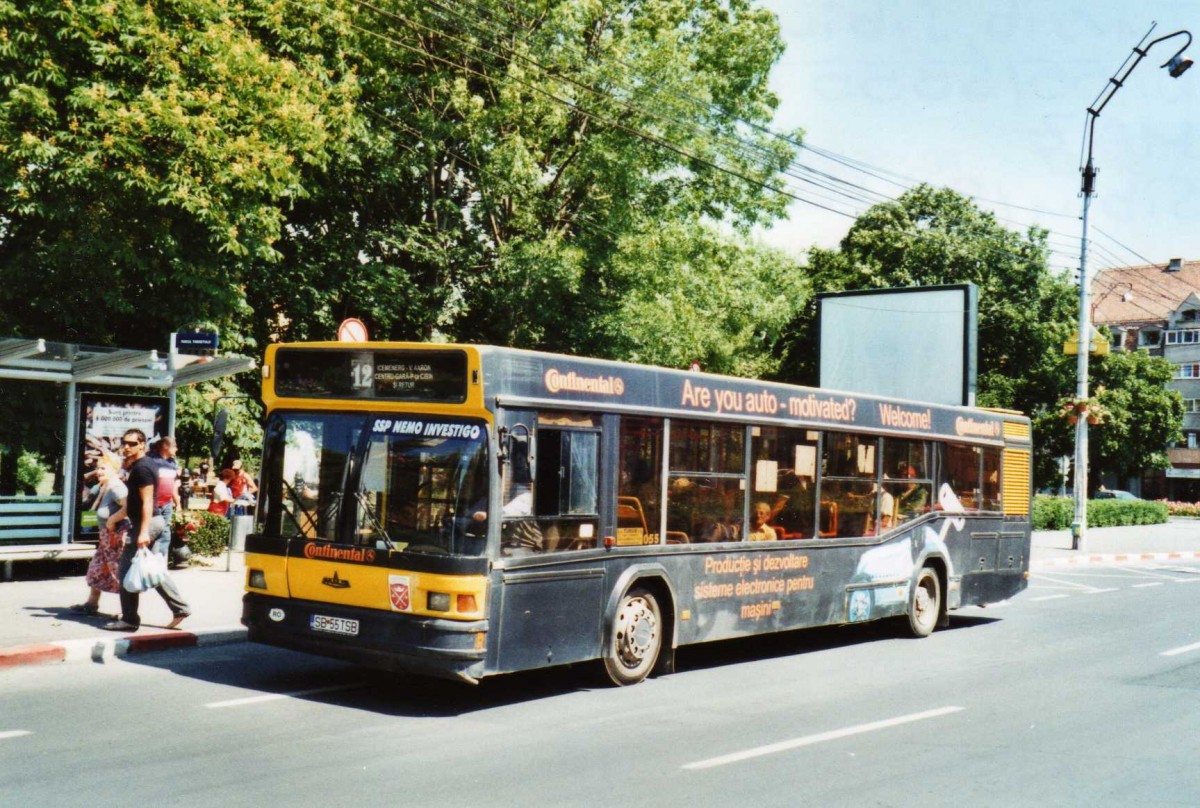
0, 551, 247, 669
1, 520, 1198, 671
1030, 517, 1200, 568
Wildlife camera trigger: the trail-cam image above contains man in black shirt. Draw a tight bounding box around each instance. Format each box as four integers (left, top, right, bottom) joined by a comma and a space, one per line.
103, 429, 192, 631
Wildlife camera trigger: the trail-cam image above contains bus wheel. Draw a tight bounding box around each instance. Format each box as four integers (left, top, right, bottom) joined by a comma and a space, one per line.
907, 566, 941, 638
604, 588, 662, 686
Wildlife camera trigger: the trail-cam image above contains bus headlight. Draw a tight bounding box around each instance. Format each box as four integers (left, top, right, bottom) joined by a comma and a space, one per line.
427, 592, 451, 612
248, 570, 267, 589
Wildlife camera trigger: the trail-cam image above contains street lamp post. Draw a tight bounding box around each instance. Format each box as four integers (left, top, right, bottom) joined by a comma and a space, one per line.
1072, 24, 1192, 551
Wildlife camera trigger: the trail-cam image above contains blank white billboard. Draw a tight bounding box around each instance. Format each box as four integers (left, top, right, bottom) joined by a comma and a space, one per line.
818, 284, 977, 407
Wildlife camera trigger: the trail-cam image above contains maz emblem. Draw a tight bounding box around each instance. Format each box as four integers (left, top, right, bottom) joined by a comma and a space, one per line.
322, 571, 351, 589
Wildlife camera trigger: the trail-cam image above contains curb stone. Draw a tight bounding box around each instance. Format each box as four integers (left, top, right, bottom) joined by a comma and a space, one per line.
2, 626, 246, 668
1031, 550, 1200, 570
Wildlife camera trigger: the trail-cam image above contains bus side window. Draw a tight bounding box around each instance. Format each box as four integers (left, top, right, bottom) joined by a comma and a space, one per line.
942, 442, 981, 512
981, 448, 1002, 511
617, 417, 664, 544
750, 426, 817, 540
513, 424, 600, 553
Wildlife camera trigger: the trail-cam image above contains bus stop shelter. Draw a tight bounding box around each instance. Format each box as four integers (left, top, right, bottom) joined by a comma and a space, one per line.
0, 336, 254, 576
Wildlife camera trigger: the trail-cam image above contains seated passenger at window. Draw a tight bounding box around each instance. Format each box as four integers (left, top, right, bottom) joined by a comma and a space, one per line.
867, 490, 894, 536
747, 501, 780, 541
895, 464, 929, 517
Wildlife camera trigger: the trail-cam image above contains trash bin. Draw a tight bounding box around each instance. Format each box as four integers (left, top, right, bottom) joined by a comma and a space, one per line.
229, 514, 254, 552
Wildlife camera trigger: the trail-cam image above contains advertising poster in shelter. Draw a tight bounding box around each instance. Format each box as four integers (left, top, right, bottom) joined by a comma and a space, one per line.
76, 393, 168, 540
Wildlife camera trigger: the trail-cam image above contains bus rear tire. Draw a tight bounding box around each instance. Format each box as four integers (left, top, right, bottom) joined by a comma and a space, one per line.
907, 566, 941, 638
603, 588, 662, 686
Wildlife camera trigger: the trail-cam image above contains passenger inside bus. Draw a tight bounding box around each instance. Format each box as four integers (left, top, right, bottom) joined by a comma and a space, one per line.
747, 501, 780, 541
895, 463, 929, 518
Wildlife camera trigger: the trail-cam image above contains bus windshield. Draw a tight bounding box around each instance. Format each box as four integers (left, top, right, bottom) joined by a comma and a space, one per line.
258, 412, 490, 556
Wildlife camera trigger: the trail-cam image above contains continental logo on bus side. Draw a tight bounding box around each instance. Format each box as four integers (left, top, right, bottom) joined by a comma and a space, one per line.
303, 543, 376, 564
544, 368, 626, 396
955, 417, 1001, 438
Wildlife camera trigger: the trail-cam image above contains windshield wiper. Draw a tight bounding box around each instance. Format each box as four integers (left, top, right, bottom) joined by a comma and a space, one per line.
355, 491, 394, 550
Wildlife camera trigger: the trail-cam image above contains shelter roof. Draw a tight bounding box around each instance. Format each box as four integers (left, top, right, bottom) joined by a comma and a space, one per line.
0, 337, 254, 388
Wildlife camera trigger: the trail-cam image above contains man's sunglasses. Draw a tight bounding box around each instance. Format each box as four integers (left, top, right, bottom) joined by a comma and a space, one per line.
121, 439, 142, 447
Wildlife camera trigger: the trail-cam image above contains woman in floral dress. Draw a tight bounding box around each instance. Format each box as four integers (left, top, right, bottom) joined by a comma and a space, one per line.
71, 456, 129, 616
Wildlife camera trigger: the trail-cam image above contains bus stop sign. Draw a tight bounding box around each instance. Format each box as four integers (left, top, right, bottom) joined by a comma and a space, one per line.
175, 331, 219, 353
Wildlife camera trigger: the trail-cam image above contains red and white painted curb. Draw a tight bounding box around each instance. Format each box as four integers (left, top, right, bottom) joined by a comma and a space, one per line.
1033, 550, 1200, 570
0, 626, 246, 669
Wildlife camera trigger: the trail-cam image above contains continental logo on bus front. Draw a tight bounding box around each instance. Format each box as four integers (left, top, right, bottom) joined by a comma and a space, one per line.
955, 417, 1002, 438
303, 543, 376, 564
544, 368, 626, 396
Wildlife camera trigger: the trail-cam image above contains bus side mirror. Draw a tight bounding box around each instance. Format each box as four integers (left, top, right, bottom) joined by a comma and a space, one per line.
498, 424, 532, 474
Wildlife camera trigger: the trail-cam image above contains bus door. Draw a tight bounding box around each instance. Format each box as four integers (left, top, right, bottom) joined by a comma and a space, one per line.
494, 410, 607, 673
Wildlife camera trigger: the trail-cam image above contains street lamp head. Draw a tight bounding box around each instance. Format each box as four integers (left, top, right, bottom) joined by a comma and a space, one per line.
1166, 54, 1193, 78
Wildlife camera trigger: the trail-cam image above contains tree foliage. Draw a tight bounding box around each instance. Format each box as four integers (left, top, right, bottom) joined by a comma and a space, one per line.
0, 0, 803, 357
0, 0, 807, 486
596, 222, 807, 377
0, 0, 359, 348
243, 0, 800, 356
1034, 348, 1184, 485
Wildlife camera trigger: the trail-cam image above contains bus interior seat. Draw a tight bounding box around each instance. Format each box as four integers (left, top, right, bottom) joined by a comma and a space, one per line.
818, 501, 838, 538
617, 496, 647, 534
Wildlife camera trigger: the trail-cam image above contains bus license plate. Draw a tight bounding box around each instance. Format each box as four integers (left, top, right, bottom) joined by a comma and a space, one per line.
310, 615, 359, 636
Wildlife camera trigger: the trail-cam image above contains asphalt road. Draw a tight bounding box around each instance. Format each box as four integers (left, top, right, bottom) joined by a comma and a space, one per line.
4, 561, 1200, 807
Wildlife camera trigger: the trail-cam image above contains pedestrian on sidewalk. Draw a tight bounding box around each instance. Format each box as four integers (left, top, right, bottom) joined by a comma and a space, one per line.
150, 436, 181, 527
179, 467, 192, 511
71, 455, 128, 617
207, 469, 235, 517
103, 429, 192, 632
227, 458, 257, 505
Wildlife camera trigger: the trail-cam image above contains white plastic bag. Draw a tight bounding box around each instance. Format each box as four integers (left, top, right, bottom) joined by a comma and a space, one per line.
123, 547, 167, 593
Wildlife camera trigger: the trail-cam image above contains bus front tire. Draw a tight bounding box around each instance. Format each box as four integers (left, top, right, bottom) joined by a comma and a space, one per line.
603, 588, 662, 686
907, 566, 941, 638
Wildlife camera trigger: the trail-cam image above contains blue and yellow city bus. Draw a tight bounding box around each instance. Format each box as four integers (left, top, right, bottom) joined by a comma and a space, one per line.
242, 343, 1032, 685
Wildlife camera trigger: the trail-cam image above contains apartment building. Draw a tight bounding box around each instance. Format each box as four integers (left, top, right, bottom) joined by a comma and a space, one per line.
1092, 257, 1200, 501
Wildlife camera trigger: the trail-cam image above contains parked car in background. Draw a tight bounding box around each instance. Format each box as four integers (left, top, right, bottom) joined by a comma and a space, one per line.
1094, 489, 1141, 501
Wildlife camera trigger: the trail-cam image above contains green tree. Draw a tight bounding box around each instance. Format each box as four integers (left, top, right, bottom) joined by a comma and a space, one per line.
173, 380, 263, 471
1034, 348, 1184, 489
2, 0, 803, 388
243, 0, 799, 363
0, 0, 358, 348
595, 222, 806, 377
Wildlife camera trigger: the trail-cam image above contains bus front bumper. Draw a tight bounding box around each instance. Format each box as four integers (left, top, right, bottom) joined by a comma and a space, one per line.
242, 594, 489, 684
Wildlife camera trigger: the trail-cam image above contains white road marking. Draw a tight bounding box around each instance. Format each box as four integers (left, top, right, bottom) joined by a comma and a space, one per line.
1043, 569, 1174, 580
1131, 582, 1164, 589
1031, 594, 1069, 602
1034, 574, 1113, 593
681, 706, 965, 771
1161, 642, 1200, 658
205, 684, 358, 709
1083, 588, 1119, 595
0, 731, 32, 741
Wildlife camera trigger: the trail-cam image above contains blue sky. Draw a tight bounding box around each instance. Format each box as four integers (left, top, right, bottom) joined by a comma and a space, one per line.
757, 1, 1200, 274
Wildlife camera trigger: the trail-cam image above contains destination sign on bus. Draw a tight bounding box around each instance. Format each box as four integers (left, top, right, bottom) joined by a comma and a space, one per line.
275, 348, 468, 402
